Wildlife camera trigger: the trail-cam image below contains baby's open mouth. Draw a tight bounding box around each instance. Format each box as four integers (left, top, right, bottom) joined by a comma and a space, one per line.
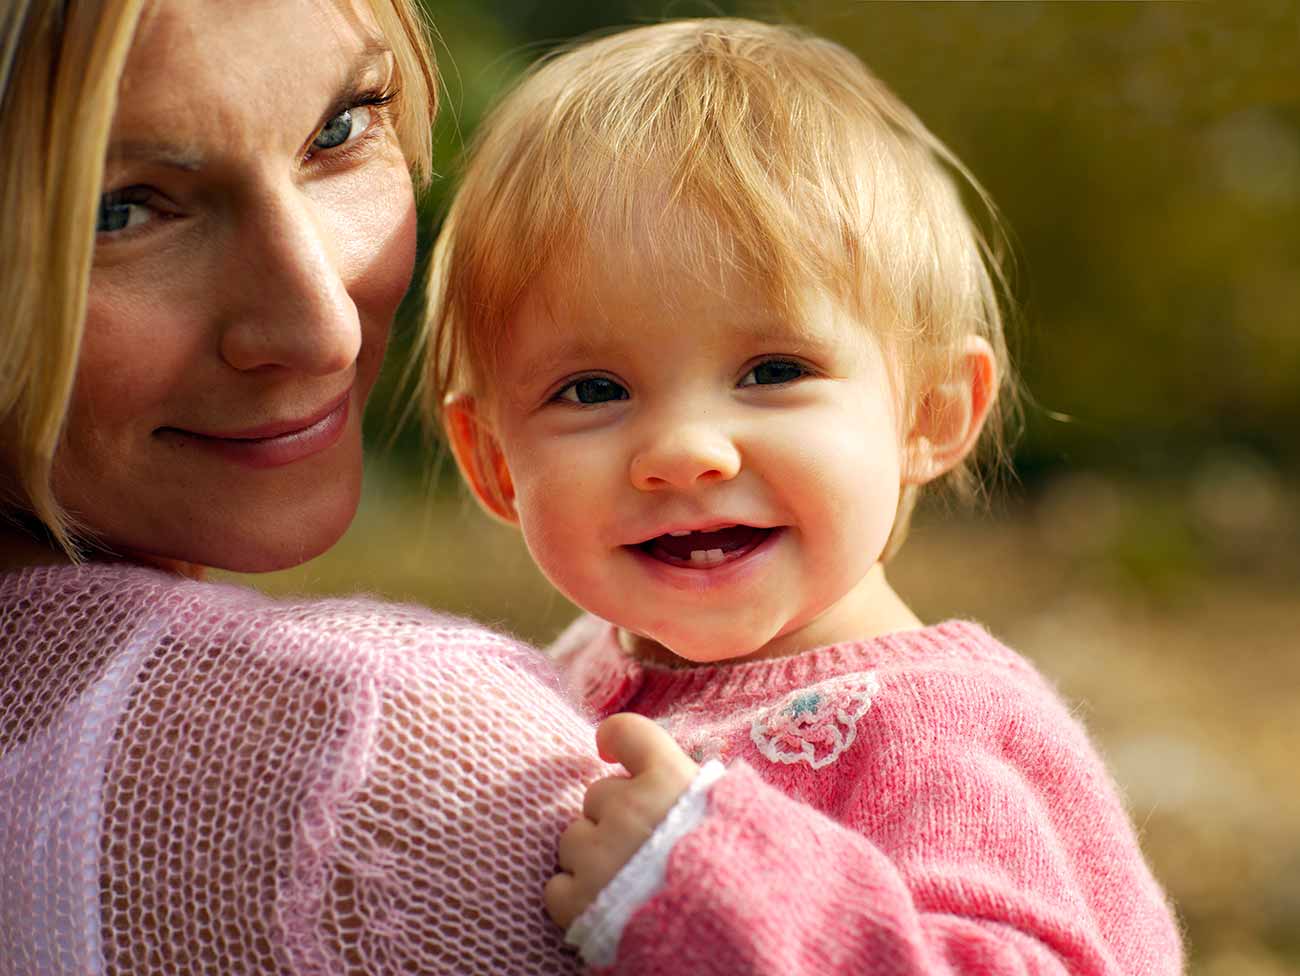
636, 525, 775, 567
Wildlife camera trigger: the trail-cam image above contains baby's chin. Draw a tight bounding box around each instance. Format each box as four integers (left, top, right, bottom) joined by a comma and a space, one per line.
619, 624, 786, 668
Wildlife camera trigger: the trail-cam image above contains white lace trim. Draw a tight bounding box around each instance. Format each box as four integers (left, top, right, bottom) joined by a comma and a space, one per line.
565, 759, 727, 967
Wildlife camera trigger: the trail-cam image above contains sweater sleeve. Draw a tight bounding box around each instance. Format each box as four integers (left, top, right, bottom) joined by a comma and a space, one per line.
600, 672, 1182, 976
98, 601, 607, 976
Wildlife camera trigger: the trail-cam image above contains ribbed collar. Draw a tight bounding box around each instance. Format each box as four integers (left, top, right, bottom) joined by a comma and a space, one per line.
571, 619, 1027, 716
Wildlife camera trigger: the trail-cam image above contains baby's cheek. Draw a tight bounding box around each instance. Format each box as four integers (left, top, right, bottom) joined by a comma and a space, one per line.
516, 487, 591, 578
822, 436, 902, 517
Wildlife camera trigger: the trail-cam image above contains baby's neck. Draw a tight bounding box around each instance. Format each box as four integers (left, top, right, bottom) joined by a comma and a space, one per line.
618, 563, 923, 669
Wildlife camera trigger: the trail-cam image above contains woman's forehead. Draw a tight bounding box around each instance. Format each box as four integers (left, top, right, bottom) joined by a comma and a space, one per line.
131, 0, 387, 67
113, 0, 391, 160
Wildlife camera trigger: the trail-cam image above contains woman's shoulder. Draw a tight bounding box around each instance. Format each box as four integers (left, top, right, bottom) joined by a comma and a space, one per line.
193, 579, 551, 690
2, 560, 552, 693
5, 558, 510, 633
68, 567, 594, 976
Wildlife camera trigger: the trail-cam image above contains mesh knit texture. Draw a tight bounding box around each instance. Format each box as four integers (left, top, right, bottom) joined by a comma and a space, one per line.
0, 563, 604, 975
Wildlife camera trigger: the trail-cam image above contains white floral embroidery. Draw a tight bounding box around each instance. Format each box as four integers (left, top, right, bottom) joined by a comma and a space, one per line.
656, 713, 732, 765
750, 672, 881, 770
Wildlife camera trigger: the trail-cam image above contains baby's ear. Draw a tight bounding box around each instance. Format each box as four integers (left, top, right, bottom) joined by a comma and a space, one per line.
902, 335, 998, 486
442, 393, 518, 524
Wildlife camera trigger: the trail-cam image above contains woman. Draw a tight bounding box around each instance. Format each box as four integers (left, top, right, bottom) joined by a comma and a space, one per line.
0, 1, 604, 972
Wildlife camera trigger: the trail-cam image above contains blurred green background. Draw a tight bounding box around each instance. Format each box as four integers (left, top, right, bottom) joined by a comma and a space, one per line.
224, 2, 1300, 972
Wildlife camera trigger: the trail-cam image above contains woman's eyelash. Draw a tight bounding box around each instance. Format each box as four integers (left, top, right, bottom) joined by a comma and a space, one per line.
326, 84, 400, 122
305, 85, 400, 161
352, 86, 399, 113
96, 187, 164, 236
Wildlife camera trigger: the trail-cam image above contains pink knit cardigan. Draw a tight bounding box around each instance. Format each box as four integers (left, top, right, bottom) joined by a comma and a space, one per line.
554, 615, 1184, 975
0, 563, 604, 975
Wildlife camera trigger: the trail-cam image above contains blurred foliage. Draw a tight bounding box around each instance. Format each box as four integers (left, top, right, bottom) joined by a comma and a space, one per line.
372, 0, 1300, 490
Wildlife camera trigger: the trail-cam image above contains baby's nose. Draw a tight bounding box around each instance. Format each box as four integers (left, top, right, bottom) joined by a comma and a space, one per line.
629, 423, 741, 491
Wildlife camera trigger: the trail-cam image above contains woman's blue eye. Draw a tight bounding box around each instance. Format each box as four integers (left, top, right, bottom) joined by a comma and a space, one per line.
312, 105, 373, 151
741, 360, 806, 386
557, 377, 628, 405
96, 190, 153, 234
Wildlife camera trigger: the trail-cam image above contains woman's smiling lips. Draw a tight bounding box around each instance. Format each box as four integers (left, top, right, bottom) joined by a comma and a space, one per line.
156, 389, 352, 469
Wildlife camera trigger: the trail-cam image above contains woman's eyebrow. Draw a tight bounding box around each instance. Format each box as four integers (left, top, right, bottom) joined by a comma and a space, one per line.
104, 141, 205, 171
313, 43, 397, 128
337, 41, 396, 98
103, 44, 396, 173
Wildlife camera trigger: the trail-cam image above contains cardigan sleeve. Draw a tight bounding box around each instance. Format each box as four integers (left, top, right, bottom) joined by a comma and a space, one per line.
602, 765, 1178, 975
591, 668, 1182, 976
98, 603, 606, 976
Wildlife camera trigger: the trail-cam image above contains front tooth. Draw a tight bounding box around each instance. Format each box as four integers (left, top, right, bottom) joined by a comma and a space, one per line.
690, 550, 708, 564
669, 530, 693, 537
706, 548, 725, 564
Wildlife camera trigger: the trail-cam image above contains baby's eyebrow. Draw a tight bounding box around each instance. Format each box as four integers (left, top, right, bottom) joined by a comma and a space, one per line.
739, 322, 819, 346
517, 338, 608, 380
514, 325, 830, 385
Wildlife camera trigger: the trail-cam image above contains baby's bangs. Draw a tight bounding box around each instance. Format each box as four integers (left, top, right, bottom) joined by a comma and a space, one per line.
442, 17, 1008, 404
509, 27, 891, 321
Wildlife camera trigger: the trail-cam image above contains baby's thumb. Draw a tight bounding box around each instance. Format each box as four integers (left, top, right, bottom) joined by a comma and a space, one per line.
596, 712, 684, 776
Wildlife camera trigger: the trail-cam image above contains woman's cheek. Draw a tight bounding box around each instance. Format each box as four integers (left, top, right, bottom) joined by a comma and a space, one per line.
364, 173, 418, 309
336, 162, 417, 394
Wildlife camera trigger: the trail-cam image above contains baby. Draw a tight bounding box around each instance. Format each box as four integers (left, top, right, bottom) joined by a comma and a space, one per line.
425, 18, 1181, 974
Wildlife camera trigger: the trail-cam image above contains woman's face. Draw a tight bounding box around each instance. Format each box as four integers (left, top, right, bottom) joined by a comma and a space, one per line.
54, 0, 417, 571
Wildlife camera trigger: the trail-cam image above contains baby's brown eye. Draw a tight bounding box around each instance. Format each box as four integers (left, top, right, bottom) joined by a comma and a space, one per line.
557, 377, 628, 404
741, 361, 806, 386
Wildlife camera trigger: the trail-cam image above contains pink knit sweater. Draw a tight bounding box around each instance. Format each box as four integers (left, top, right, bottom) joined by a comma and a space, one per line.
0, 563, 605, 975
552, 615, 1183, 975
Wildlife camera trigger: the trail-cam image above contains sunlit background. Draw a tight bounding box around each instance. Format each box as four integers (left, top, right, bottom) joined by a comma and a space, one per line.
222, 3, 1300, 972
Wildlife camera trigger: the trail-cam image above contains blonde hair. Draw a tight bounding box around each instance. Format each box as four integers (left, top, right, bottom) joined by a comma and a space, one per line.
0, 0, 439, 555
425, 18, 1016, 556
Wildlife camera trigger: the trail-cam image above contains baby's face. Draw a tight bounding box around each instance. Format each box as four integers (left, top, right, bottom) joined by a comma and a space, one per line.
486, 245, 915, 664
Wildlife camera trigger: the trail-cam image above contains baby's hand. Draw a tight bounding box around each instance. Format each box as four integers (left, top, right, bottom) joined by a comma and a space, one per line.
545, 713, 699, 930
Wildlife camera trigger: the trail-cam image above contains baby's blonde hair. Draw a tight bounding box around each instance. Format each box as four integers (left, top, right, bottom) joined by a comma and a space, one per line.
425, 18, 1014, 556
0, 0, 439, 556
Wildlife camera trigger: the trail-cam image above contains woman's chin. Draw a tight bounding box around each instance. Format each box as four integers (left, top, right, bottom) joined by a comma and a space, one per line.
115, 525, 345, 575
208, 530, 346, 574
103, 484, 362, 575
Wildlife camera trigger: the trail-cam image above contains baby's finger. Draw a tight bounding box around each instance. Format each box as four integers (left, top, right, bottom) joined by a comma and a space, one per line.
582, 774, 630, 823
543, 872, 581, 929
596, 712, 684, 776
556, 817, 598, 874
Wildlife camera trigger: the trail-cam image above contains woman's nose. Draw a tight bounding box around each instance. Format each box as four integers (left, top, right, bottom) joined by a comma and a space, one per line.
629, 421, 742, 492
218, 184, 361, 375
